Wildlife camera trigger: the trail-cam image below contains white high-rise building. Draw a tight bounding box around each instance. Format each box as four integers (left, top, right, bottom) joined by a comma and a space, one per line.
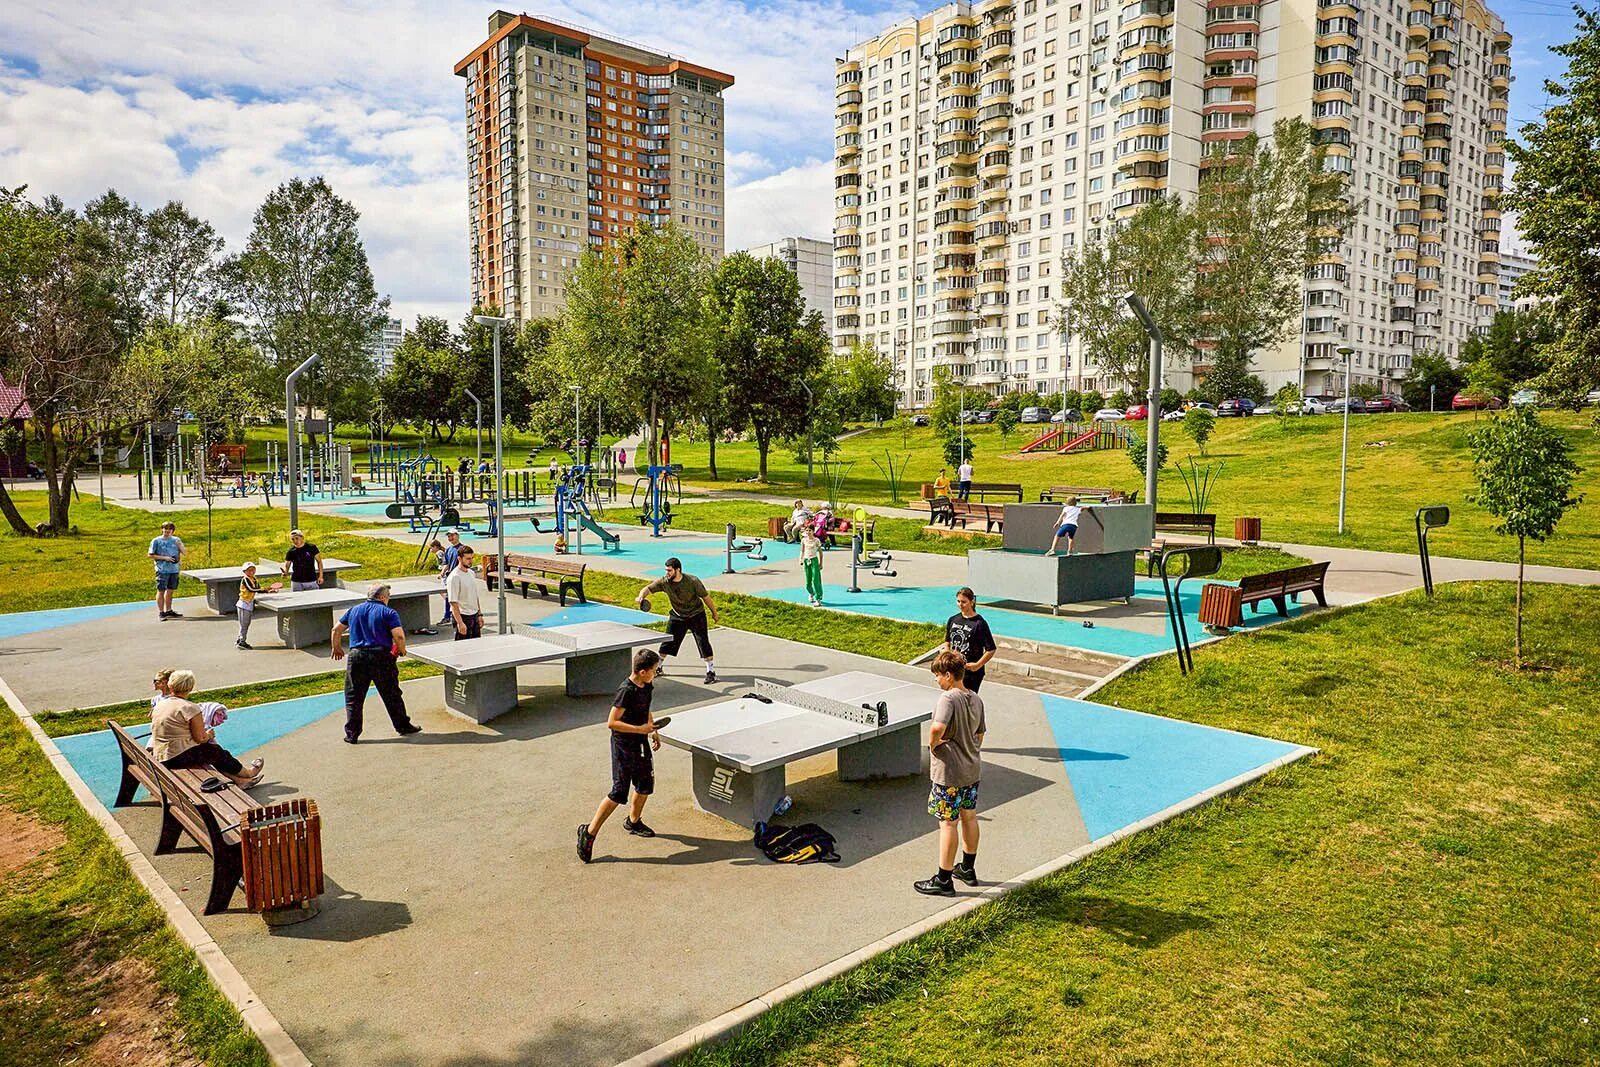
742, 237, 835, 333
835, 0, 1511, 407
369, 317, 404, 377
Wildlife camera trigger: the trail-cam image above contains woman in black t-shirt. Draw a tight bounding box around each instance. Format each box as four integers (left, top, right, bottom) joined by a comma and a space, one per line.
944, 586, 998, 692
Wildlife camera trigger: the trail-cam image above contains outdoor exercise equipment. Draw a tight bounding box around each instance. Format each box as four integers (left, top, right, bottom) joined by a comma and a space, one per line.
1416, 505, 1449, 597
722, 523, 767, 574
1157, 545, 1222, 675
847, 531, 897, 593
532, 465, 619, 552
635, 463, 682, 538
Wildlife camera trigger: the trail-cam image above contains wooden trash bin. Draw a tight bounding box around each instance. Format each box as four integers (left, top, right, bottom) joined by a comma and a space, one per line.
240, 799, 324, 926
767, 516, 785, 539
1234, 516, 1262, 545
1199, 583, 1244, 631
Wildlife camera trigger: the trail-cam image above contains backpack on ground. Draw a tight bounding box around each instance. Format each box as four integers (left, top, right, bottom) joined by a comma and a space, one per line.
754, 822, 840, 864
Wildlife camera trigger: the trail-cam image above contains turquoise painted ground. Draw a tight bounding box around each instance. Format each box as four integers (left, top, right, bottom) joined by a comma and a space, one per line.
0, 601, 151, 641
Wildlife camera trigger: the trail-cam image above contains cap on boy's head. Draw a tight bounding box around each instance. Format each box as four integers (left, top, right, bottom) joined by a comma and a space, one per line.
446, 530, 461, 540
289, 528, 304, 538
241, 561, 256, 571
664, 557, 682, 571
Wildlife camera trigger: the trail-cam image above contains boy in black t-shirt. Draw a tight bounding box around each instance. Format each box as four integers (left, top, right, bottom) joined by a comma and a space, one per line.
944, 586, 998, 693
578, 648, 669, 862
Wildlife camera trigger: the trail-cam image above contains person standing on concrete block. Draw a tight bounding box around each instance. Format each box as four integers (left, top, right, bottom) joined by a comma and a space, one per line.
636, 558, 720, 684
944, 587, 997, 693
957, 457, 974, 501
282, 529, 323, 591
331, 583, 421, 745
1044, 496, 1082, 556
914, 649, 986, 896
447, 545, 484, 640
147, 520, 186, 620
577, 647, 667, 862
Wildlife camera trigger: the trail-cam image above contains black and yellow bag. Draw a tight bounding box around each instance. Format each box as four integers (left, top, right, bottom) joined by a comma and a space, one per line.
754, 822, 840, 864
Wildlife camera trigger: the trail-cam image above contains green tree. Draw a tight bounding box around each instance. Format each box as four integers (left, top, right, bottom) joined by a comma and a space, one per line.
1505, 7, 1600, 405
1351, 382, 1382, 403
551, 222, 710, 465
995, 406, 1019, 444
224, 177, 389, 447
1056, 196, 1199, 391
459, 309, 536, 438
1468, 407, 1584, 664
142, 201, 224, 323
114, 319, 265, 453
1127, 428, 1168, 476
1272, 382, 1301, 429
1183, 407, 1216, 454
1193, 118, 1355, 391
1400, 351, 1465, 412
1457, 308, 1556, 400
0, 188, 124, 533
379, 316, 465, 442
833, 338, 898, 422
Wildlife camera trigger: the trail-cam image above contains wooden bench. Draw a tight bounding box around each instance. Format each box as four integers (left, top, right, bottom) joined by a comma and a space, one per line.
1039, 485, 1136, 504
1154, 512, 1217, 544
928, 498, 1005, 533
483, 552, 587, 605
1236, 562, 1331, 617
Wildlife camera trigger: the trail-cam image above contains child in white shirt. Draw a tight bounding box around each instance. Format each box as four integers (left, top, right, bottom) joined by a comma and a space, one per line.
1044, 497, 1082, 556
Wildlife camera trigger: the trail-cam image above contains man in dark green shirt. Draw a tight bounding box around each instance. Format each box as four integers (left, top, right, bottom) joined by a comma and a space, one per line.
636, 557, 721, 684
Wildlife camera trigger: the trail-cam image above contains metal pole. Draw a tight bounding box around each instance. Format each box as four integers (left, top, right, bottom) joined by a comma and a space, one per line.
464, 388, 482, 468
572, 385, 581, 461
476, 314, 512, 634
1123, 293, 1163, 511
1338, 346, 1352, 534
959, 380, 965, 457
286, 354, 320, 532
800, 380, 814, 488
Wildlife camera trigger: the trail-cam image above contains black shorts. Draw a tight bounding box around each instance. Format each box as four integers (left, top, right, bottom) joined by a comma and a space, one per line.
660, 612, 713, 659
455, 613, 482, 640
609, 745, 654, 804
963, 668, 985, 693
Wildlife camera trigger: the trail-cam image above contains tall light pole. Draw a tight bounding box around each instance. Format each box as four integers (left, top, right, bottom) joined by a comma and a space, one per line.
474, 314, 511, 633
1123, 292, 1163, 510
799, 380, 815, 488
956, 377, 966, 459
1337, 344, 1354, 534
463, 388, 482, 468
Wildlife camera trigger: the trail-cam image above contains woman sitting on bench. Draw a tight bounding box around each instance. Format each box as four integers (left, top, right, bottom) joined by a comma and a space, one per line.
150, 670, 264, 787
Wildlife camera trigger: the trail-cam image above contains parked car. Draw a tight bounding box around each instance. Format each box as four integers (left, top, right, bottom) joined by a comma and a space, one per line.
1020, 406, 1049, 423
1217, 398, 1257, 417
1254, 403, 1277, 416
1510, 388, 1540, 407
1365, 395, 1398, 413
1050, 408, 1084, 424
1161, 408, 1186, 422
1451, 392, 1502, 411
910, 413, 929, 426
1091, 407, 1125, 422
1185, 401, 1218, 414
1327, 396, 1366, 414
1289, 396, 1332, 415
1586, 388, 1600, 407
1124, 403, 1149, 420
973, 409, 998, 424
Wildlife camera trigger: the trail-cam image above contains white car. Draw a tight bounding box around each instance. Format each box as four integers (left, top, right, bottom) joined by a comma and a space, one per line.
1092, 408, 1125, 422
1254, 403, 1277, 416
1291, 396, 1331, 415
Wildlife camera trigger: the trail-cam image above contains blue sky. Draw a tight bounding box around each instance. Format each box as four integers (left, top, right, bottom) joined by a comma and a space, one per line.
0, 1, 1582, 322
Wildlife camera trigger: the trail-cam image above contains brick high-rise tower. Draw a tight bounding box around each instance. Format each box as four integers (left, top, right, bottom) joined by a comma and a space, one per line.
455, 11, 734, 319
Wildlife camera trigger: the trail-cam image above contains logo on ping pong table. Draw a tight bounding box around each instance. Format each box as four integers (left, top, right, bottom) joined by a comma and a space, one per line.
451, 677, 469, 704
709, 767, 736, 803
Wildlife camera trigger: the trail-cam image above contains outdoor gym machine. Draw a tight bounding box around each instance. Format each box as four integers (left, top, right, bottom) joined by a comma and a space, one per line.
847, 531, 897, 593
1157, 545, 1222, 675
723, 523, 767, 574
1416, 505, 1449, 597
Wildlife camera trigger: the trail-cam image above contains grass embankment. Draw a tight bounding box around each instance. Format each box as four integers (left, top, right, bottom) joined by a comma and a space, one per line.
0, 696, 268, 1065
683, 582, 1600, 1066
664, 412, 1600, 568
660, 500, 1305, 580
0, 492, 432, 614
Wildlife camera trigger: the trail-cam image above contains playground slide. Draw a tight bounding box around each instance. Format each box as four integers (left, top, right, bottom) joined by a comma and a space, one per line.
577, 511, 620, 548
1057, 428, 1101, 453
1021, 427, 1063, 453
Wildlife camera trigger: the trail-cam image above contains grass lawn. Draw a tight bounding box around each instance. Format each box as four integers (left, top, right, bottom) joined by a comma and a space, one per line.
0, 695, 268, 1065
683, 582, 1600, 1066
0, 491, 435, 614
661, 412, 1600, 568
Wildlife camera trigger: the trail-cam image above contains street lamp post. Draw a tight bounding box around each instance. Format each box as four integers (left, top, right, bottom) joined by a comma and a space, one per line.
285, 354, 321, 533
463, 388, 482, 468
474, 314, 511, 633
799, 380, 815, 488
1338, 345, 1354, 534
1123, 292, 1163, 511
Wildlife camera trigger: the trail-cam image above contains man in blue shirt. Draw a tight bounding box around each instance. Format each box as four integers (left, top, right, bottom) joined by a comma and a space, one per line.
147, 521, 186, 621
331, 583, 422, 744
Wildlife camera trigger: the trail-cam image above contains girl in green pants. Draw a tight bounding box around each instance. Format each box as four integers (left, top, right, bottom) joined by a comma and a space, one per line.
799, 526, 824, 606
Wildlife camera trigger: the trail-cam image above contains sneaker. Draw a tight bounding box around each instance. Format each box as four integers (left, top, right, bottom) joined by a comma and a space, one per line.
623, 817, 656, 838
236, 639, 252, 650
953, 863, 979, 887
343, 736, 358, 745
913, 874, 957, 897
397, 724, 422, 736
703, 671, 717, 684
165, 610, 184, 618
576, 824, 595, 863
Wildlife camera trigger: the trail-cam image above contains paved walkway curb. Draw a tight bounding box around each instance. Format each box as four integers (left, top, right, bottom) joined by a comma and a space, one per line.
0, 677, 313, 1067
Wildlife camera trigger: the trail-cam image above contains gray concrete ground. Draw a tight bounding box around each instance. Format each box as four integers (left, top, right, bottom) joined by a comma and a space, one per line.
90, 624, 1083, 1067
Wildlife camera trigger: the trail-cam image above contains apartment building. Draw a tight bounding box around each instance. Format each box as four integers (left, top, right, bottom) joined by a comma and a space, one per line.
834, 0, 1510, 407
1496, 248, 1536, 312
456, 11, 734, 320
741, 237, 835, 329
367, 317, 404, 378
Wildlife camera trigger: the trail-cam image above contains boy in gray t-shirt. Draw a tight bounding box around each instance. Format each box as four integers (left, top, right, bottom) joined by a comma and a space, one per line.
915, 649, 987, 896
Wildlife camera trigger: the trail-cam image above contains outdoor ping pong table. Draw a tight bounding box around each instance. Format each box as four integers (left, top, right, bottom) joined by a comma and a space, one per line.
657, 670, 938, 828
406, 620, 665, 723
181, 558, 361, 614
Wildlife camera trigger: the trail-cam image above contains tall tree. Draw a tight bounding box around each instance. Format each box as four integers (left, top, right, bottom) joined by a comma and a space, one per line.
1468, 407, 1583, 665
834, 338, 899, 422
142, 201, 224, 323
704, 252, 825, 480
83, 190, 152, 344
550, 223, 710, 463
114, 318, 266, 448
225, 177, 388, 446
0, 188, 124, 532
1505, 7, 1600, 405
1457, 307, 1557, 400
1055, 196, 1199, 390
379, 317, 465, 442
460, 308, 535, 437
1193, 118, 1355, 398
1400, 351, 1465, 412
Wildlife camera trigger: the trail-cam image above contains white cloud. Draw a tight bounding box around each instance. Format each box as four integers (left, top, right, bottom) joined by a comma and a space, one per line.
0, 1, 897, 323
